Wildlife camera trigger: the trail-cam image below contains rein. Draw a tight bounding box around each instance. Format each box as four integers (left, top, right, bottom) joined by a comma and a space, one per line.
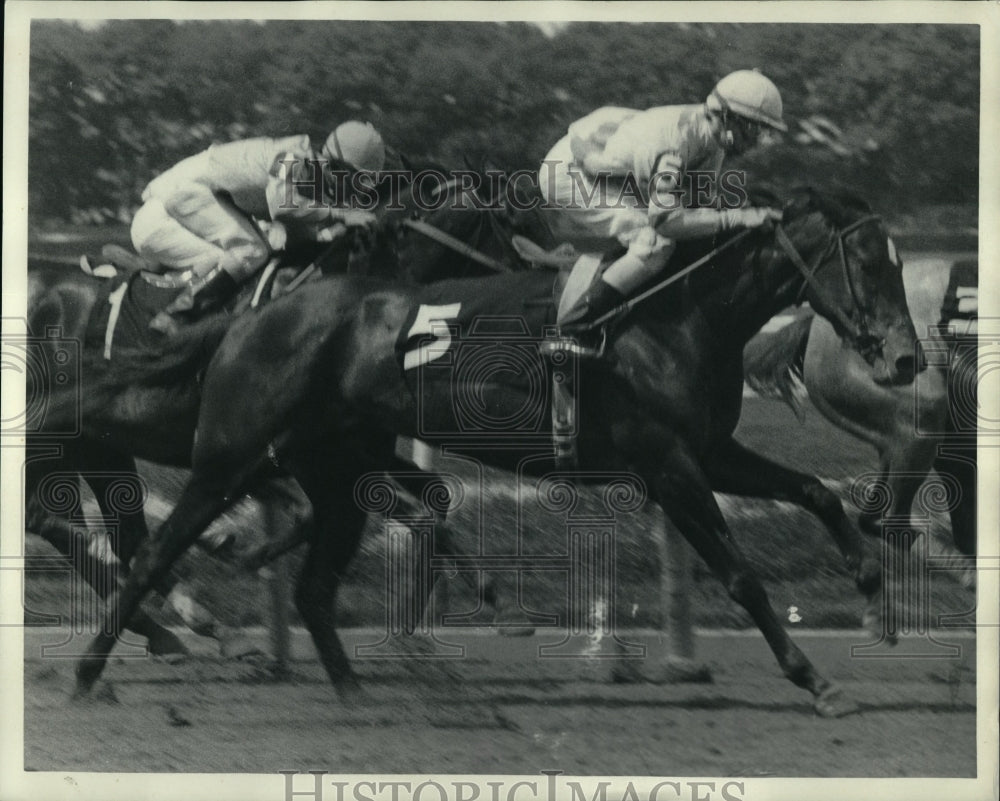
589, 228, 755, 328
774, 214, 884, 354
586, 213, 886, 361
402, 217, 512, 274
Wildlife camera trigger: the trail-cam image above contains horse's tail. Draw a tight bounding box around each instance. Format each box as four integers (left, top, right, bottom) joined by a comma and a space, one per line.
743, 310, 814, 416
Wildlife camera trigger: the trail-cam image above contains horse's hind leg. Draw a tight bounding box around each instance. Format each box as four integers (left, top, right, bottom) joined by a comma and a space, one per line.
705, 438, 881, 610
650, 448, 850, 716
288, 453, 372, 697
25, 450, 187, 655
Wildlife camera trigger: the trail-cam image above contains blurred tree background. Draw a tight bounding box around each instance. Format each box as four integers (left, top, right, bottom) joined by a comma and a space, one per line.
28, 20, 978, 231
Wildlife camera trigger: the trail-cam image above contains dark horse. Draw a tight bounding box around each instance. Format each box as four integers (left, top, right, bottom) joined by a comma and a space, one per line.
22, 167, 553, 650
73, 188, 921, 716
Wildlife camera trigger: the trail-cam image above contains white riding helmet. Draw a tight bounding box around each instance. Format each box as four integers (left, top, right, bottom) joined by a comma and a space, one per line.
323, 121, 386, 172
707, 70, 787, 132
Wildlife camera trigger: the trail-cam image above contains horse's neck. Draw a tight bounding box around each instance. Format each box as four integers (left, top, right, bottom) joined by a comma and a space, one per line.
657, 242, 803, 354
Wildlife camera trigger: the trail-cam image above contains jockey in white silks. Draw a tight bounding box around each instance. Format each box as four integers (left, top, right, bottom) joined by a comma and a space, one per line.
538, 70, 788, 332
129, 120, 386, 332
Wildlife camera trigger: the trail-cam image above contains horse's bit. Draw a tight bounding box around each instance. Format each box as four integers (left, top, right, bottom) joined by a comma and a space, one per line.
774, 215, 886, 360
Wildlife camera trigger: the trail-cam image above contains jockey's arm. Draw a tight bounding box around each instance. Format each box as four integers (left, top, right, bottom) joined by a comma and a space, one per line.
569, 124, 632, 176
649, 156, 779, 239
265, 152, 335, 228
265, 153, 376, 243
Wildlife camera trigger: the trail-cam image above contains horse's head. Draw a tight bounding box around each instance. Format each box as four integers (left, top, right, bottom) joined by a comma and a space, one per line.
776, 188, 922, 385
379, 158, 555, 282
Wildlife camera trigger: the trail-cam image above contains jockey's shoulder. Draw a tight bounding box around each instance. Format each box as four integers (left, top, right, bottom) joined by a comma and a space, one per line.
270, 133, 313, 155
267, 136, 320, 177
637, 103, 707, 127
210, 134, 311, 162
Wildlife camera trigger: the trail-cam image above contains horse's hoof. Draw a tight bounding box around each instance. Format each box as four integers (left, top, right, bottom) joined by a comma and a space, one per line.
646, 657, 714, 685
71, 680, 118, 705
814, 685, 859, 718
73, 657, 105, 698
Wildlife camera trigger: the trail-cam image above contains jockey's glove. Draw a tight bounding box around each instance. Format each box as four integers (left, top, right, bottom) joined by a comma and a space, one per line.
654, 206, 782, 240
329, 208, 378, 230
316, 222, 349, 243
260, 220, 288, 252
721, 207, 783, 230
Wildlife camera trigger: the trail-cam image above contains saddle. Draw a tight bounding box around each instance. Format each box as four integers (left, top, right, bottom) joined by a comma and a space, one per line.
80, 245, 298, 362
82, 267, 188, 362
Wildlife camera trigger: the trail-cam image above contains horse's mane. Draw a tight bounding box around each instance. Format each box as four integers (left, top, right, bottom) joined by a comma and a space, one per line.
650, 185, 876, 320
742, 309, 814, 416
783, 186, 874, 228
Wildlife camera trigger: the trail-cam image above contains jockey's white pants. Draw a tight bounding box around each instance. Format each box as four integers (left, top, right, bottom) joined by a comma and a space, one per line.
131, 160, 269, 282
539, 138, 674, 295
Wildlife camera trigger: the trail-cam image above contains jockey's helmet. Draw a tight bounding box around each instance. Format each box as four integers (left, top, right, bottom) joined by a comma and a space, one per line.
323, 121, 386, 172
707, 70, 787, 132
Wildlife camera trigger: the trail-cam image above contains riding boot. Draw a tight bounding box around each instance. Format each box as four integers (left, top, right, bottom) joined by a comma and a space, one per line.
149, 267, 239, 334
558, 279, 626, 335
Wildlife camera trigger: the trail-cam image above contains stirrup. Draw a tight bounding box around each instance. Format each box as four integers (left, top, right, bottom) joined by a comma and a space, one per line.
545, 342, 580, 472
540, 327, 607, 359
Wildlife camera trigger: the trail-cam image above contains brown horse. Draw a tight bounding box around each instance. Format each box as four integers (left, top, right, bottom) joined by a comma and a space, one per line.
73, 188, 921, 716
743, 257, 977, 558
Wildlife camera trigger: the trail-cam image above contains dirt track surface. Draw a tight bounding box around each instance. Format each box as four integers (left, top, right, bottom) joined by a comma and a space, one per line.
23, 628, 976, 778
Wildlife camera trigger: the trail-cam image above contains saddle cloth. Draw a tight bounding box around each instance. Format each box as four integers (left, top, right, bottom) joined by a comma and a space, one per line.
940, 259, 978, 335
84, 270, 186, 361
393, 272, 571, 443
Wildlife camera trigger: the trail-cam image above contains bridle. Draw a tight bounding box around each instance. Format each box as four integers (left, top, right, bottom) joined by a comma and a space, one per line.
774, 214, 886, 360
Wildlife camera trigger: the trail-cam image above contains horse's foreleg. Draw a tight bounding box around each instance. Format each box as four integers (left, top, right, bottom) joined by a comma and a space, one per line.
705, 438, 881, 603
652, 448, 851, 716
74, 475, 238, 697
